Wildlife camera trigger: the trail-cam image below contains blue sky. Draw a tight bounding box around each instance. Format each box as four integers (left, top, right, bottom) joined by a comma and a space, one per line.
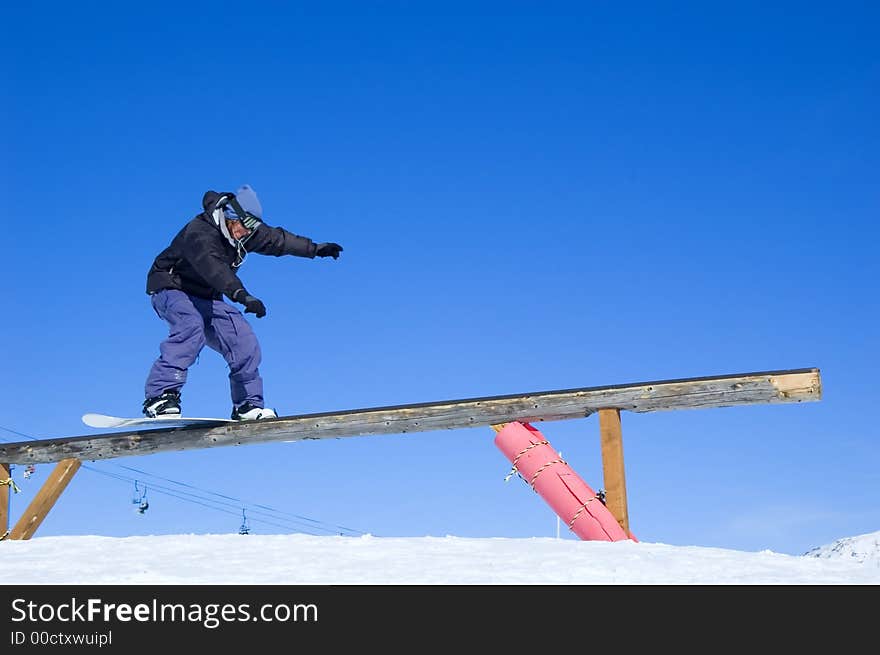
2, 2, 877, 555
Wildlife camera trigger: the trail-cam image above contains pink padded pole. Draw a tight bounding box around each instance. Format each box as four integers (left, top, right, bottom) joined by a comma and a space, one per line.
495, 421, 635, 542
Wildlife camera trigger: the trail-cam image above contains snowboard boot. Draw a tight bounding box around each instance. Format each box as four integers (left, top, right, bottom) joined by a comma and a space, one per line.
143, 389, 182, 418
231, 402, 277, 421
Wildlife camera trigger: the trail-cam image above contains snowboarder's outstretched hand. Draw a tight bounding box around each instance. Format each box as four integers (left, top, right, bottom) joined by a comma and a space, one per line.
232, 289, 267, 318
241, 294, 266, 318
315, 242, 343, 259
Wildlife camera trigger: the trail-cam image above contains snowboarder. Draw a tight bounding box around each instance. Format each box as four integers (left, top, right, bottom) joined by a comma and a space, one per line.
142, 185, 343, 420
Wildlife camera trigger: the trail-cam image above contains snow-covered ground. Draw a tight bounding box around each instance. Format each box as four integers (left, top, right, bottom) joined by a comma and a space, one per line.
2, 530, 878, 585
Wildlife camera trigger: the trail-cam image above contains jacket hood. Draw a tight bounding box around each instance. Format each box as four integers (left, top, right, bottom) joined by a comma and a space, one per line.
201, 190, 235, 214
199, 189, 240, 248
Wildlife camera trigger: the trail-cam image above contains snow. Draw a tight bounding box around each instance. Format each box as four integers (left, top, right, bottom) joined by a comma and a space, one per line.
1, 530, 878, 585
804, 531, 880, 565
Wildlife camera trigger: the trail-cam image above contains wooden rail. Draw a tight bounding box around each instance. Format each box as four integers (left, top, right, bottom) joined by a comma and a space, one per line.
0, 368, 820, 465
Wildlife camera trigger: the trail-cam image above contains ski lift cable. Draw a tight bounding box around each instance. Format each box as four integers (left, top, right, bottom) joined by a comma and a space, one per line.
93, 467, 333, 533
90, 466, 344, 535
129, 485, 324, 535
0, 445, 318, 536
113, 461, 364, 533
0, 425, 367, 535
0, 425, 36, 441
91, 465, 338, 534
0, 428, 367, 535
95, 469, 325, 534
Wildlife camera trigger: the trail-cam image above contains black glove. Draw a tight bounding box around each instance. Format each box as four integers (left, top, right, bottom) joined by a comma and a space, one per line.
232, 289, 266, 318
315, 242, 343, 259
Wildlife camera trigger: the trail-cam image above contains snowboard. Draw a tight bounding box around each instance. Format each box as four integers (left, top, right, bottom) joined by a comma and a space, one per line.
82, 413, 236, 429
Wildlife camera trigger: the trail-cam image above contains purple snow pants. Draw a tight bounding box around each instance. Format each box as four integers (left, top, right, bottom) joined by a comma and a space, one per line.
144, 289, 264, 407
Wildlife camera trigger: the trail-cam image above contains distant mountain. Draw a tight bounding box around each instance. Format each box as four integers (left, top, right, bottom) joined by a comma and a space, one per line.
804, 530, 880, 565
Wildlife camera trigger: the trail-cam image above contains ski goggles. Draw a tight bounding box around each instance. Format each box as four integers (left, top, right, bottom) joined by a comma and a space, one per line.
222, 196, 263, 231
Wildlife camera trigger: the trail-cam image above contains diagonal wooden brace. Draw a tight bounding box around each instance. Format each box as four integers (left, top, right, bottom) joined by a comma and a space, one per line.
7, 458, 81, 540
0, 463, 10, 538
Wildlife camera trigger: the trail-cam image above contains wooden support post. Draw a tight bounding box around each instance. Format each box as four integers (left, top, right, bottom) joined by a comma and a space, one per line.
598, 409, 630, 535
8, 458, 81, 541
1, 463, 10, 539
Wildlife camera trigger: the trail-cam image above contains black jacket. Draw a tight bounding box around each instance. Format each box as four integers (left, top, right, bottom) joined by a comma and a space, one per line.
146, 190, 317, 300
